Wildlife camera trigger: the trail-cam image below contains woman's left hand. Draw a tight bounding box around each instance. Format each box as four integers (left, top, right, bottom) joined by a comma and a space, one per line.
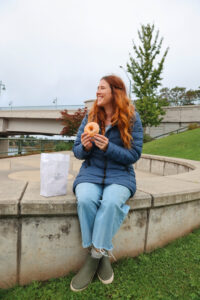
94, 134, 109, 151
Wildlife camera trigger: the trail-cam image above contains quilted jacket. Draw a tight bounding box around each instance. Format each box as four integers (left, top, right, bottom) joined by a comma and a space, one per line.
72, 111, 143, 196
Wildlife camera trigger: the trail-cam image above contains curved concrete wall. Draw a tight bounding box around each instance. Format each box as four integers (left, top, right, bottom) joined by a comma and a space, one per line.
84, 102, 200, 137
0, 153, 200, 288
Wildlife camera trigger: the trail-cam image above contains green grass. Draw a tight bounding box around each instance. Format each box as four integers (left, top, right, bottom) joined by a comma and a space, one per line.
55, 141, 74, 151
0, 227, 200, 300
143, 128, 200, 161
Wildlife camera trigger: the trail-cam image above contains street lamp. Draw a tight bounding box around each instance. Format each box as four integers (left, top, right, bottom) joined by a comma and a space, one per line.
9, 101, 13, 111
119, 66, 132, 99
53, 97, 58, 109
0, 80, 6, 95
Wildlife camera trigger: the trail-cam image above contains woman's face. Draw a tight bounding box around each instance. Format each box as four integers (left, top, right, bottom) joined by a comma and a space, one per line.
96, 79, 113, 108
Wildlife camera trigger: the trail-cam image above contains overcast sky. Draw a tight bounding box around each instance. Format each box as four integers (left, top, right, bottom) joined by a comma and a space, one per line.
0, 0, 200, 107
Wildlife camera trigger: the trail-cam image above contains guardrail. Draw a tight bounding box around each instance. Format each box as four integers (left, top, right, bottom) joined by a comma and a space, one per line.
153, 126, 189, 139
0, 105, 84, 111
0, 137, 75, 156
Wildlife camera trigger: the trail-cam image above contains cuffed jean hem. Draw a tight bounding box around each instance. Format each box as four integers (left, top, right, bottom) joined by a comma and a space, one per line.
82, 243, 113, 251
82, 242, 92, 249
82, 242, 113, 251
92, 243, 113, 251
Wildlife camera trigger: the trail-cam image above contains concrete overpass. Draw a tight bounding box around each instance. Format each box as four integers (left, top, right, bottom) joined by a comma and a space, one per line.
0, 108, 84, 155
0, 101, 93, 137
0, 110, 69, 136
1, 102, 200, 137
0, 101, 93, 155
0, 102, 200, 154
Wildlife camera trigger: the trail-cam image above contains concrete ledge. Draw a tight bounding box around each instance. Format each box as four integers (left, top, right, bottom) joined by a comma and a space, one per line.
135, 154, 196, 174
0, 218, 18, 288
21, 182, 152, 216
0, 180, 27, 215
146, 200, 200, 252
0, 153, 200, 288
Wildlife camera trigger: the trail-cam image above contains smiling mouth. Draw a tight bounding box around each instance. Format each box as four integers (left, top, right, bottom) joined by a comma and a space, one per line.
97, 97, 103, 105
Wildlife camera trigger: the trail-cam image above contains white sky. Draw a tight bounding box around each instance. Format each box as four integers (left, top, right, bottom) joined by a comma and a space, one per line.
0, 0, 200, 107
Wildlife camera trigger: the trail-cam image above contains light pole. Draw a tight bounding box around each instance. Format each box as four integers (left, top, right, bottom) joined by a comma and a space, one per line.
53, 97, 58, 109
0, 80, 6, 95
119, 66, 132, 99
9, 101, 13, 111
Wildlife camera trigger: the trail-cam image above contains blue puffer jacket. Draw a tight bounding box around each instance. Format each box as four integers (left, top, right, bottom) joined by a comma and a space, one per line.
72, 112, 143, 197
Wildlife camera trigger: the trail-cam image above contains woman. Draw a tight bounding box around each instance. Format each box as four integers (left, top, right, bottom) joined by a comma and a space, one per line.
70, 75, 143, 292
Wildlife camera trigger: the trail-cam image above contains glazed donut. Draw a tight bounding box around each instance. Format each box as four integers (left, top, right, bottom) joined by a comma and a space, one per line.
84, 122, 99, 137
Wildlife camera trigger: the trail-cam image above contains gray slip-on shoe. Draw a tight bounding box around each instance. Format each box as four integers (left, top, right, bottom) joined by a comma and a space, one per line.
97, 255, 114, 284
70, 254, 100, 292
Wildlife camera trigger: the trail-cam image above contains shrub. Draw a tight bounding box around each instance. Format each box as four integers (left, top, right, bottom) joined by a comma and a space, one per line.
143, 133, 154, 143
58, 108, 87, 137
55, 141, 74, 151
188, 123, 200, 130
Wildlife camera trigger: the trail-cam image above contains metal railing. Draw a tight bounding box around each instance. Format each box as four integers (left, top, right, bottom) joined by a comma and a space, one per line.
153, 126, 189, 139
0, 137, 75, 156
0, 105, 84, 111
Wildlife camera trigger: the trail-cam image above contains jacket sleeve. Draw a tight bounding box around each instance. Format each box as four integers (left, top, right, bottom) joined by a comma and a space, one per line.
104, 112, 143, 165
72, 116, 93, 160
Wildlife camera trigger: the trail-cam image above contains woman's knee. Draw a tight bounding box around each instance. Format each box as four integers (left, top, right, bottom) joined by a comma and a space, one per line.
102, 184, 131, 208
76, 191, 92, 208
75, 183, 102, 208
101, 197, 120, 210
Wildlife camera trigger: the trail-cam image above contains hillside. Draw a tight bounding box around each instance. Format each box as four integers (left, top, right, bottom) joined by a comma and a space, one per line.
142, 128, 200, 161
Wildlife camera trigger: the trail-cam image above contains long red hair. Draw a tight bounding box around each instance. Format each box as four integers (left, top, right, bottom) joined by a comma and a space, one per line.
88, 75, 135, 149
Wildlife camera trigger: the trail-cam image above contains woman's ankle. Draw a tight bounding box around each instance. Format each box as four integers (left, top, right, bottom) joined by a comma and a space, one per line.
91, 247, 103, 259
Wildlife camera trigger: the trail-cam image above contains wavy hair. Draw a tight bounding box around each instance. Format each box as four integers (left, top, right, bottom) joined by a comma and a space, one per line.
88, 75, 135, 149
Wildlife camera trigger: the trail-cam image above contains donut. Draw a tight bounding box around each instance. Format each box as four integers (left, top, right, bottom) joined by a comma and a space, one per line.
84, 122, 99, 137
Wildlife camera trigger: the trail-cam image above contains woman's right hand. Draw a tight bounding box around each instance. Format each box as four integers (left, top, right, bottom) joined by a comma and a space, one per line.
81, 133, 93, 151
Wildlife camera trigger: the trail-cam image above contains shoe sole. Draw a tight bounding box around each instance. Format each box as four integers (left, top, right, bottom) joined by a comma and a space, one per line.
70, 280, 89, 292
70, 274, 95, 292
97, 272, 114, 284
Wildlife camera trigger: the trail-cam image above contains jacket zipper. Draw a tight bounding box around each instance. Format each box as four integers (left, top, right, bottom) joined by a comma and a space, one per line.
101, 128, 110, 185
102, 158, 107, 185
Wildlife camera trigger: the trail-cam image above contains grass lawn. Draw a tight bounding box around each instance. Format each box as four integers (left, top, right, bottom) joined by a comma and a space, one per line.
0, 227, 200, 300
143, 128, 200, 161
1, 129, 200, 299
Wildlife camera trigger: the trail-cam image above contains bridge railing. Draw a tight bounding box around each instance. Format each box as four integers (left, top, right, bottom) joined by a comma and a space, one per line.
153, 126, 189, 139
0, 137, 75, 157
0, 105, 84, 111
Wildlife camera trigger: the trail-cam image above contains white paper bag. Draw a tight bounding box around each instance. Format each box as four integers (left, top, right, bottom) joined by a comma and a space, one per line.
40, 153, 70, 197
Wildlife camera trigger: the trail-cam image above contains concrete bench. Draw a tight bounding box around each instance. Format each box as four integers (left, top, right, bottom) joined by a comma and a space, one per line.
0, 153, 200, 288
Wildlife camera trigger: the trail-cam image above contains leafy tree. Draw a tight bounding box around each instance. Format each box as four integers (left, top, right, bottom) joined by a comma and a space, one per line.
127, 23, 169, 132
158, 86, 200, 106
157, 87, 171, 106
169, 87, 186, 106
58, 108, 87, 137
181, 89, 200, 105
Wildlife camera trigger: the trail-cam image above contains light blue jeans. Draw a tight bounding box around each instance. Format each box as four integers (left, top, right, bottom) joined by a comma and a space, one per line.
75, 182, 131, 251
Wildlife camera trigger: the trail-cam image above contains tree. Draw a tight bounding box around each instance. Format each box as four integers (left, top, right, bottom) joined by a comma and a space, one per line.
158, 86, 200, 106
127, 24, 169, 132
169, 87, 186, 106
181, 89, 199, 105
157, 87, 171, 106
58, 108, 87, 137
